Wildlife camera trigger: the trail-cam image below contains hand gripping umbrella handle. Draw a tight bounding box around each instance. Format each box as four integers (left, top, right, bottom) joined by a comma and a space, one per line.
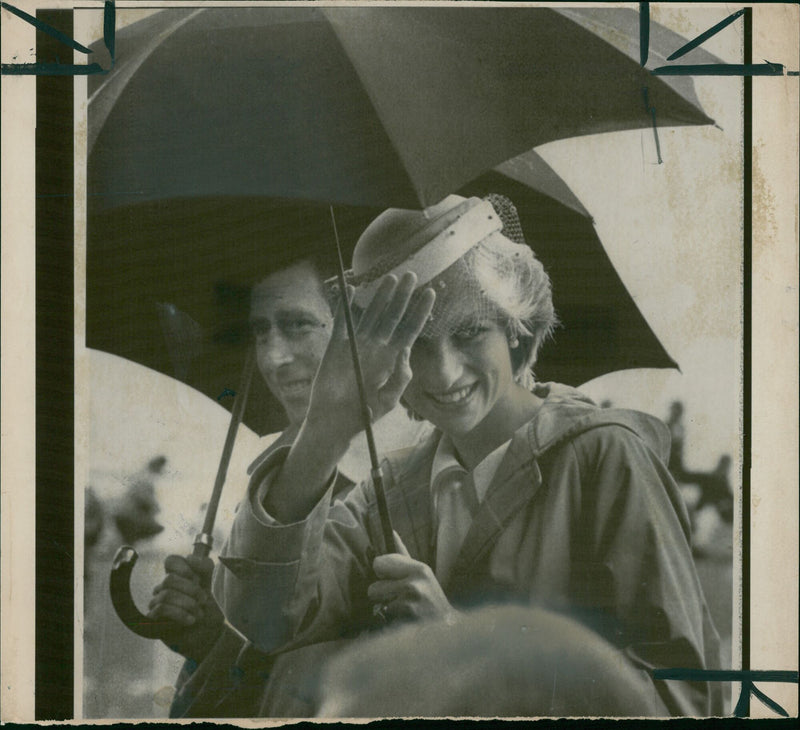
109, 348, 256, 639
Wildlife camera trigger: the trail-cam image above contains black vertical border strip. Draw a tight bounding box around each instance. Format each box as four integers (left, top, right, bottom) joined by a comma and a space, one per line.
35, 9, 75, 720
741, 5, 753, 703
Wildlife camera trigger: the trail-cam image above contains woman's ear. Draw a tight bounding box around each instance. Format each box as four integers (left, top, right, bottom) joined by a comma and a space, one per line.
508, 333, 526, 372
509, 331, 537, 387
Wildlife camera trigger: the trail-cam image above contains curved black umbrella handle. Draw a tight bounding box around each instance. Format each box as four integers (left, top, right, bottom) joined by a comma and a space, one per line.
110, 536, 213, 639
109, 545, 165, 639
109, 348, 255, 639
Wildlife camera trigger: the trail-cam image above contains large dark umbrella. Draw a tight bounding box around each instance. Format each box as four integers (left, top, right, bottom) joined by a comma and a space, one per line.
92, 6, 711, 637
88, 6, 716, 213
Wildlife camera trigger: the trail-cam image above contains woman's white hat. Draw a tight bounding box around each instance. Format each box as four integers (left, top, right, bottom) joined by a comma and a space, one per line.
349, 195, 502, 308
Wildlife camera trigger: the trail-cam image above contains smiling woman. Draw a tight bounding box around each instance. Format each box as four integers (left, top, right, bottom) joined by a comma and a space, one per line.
356, 194, 557, 463
403, 320, 520, 459
211, 193, 724, 717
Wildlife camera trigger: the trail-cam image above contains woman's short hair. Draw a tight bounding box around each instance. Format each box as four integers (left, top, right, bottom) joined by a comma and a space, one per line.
459, 221, 557, 387
350, 194, 557, 390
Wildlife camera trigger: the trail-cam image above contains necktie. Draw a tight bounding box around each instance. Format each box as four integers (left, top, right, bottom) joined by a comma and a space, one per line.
433, 466, 480, 584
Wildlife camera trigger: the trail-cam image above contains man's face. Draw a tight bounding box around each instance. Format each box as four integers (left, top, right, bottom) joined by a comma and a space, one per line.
250, 261, 333, 428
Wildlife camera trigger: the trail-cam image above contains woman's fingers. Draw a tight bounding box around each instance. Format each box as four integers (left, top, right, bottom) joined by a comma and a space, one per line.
379, 347, 412, 407
367, 580, 407, 603
358, 272, 422, 342
390, 287, 435, 350
392, 530, 411, 557
355, 275, 399, 335
371, 272, 418, 343
372, 553, 429, 580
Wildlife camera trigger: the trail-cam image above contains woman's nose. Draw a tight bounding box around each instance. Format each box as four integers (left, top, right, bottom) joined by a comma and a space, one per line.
419, 338, 463, 388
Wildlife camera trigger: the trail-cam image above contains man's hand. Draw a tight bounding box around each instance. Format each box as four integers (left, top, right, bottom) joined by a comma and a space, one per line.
368, 533, 457, 623
148, 554, 224, 663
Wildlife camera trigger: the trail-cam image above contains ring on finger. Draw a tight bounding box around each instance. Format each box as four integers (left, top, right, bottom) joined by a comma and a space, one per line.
372, 602, 391, 622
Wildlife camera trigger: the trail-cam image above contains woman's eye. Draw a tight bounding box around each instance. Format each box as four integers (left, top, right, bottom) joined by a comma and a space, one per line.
453, 325, 485, 341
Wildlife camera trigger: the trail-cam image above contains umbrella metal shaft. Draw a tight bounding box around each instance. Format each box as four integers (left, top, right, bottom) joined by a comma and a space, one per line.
194, 345, 256, 557
330, 207, 396, 554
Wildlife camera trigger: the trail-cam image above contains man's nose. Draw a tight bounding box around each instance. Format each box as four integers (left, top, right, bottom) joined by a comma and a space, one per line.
259, 330, 294, 367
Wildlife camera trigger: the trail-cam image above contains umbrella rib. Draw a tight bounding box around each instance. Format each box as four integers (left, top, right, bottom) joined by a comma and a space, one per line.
321, 11, 425, 206
88, 7, 206, 156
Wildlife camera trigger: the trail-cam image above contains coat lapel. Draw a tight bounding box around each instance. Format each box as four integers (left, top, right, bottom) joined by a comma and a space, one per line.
446, 421, 543, 588
364, 434, 439, 565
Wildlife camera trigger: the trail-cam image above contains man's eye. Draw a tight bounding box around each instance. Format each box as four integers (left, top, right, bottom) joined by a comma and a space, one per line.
282, 319, 317, 335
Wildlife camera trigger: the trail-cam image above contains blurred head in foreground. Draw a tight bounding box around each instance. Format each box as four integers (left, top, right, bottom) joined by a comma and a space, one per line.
316, 605, 660, 718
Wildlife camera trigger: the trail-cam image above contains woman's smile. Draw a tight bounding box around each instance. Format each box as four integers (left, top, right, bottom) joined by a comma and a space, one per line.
426, 382, 479, 407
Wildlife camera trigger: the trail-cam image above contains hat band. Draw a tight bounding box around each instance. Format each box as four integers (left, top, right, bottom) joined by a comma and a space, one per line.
352, 199, 501, 308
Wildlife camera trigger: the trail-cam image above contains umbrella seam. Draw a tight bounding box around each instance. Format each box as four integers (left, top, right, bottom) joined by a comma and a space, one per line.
87, 7, 206, 156
321, 8, 427, 206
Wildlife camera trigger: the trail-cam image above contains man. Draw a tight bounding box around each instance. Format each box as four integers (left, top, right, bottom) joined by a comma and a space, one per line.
148, 253, 428, 717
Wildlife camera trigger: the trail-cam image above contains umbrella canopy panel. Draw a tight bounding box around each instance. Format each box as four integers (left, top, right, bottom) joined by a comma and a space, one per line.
88, 6, 716, 213
325, 5, 715, 206
89, 8, 420, 213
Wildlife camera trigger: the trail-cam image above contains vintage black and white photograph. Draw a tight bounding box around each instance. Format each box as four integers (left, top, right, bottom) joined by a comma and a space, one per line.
1, 1, 798, 722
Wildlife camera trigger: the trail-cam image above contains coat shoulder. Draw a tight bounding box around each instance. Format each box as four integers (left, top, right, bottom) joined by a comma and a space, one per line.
529, 395, 671, 466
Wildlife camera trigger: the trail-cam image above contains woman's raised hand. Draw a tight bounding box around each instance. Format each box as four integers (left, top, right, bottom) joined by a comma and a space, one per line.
265, 273, 434, 524
309, 272, 435, 441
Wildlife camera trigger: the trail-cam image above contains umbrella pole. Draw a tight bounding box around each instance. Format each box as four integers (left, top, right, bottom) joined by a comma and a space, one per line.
329, 207, 397, 554
193, 344, 256, 557
110, 346, 256, 638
